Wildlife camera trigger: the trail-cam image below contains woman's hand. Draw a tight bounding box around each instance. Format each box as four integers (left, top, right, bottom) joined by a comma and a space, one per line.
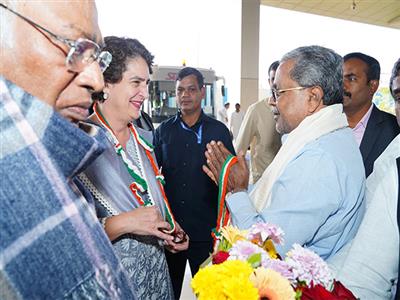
165, 221, 189, 253
104, 206, 174, 242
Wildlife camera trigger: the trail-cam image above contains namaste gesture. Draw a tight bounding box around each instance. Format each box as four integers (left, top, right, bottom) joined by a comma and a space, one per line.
202, 140, 249, 193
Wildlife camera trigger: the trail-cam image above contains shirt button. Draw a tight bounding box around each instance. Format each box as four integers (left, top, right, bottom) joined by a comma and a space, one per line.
183, 162, 187, 166
181, 200, 185, 204
185, 143, 189, 148
182, 183, 186, 187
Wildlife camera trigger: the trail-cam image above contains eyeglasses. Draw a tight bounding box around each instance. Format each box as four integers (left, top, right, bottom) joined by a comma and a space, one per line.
272, 86, 307, 101
0, 3, 112, 73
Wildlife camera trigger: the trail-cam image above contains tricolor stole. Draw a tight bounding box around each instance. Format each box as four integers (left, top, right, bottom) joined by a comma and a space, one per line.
94, 102, 176, 233
211, 154, 238, 249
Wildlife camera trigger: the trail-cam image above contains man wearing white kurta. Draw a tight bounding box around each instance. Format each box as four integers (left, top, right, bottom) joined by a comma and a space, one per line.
229, 103, 244, 141
328, 58, 400, 300
217, 102, 230, 127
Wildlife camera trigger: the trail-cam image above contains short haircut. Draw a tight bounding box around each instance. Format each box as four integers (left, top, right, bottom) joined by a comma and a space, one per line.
268, 60, 280, 75
390, 58, 400, 97
343, 52, 381, 81
281, 45, 343, 106
102, 36, 154, 84
176, 67, 204, 88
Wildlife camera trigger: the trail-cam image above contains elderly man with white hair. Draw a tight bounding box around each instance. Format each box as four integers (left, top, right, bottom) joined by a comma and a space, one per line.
0, 1, 135, 298
204, 45, 365, 260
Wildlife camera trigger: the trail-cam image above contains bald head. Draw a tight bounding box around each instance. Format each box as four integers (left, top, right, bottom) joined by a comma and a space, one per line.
0, 0, 104, 107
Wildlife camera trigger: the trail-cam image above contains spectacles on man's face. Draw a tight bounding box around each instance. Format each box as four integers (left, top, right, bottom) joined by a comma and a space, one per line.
0, 3, 112, 73
271, 86, 307, 102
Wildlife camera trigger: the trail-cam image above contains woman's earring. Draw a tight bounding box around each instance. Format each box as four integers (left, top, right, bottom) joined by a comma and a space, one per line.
103, 92, 109, 100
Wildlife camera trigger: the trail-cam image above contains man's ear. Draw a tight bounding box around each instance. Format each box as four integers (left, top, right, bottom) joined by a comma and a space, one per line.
308, 86, 324, 113
368, 79, 379, 95
103, 82, 112, 94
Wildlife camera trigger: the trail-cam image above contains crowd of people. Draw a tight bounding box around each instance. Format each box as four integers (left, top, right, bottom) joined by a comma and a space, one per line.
1, 1, 399, 300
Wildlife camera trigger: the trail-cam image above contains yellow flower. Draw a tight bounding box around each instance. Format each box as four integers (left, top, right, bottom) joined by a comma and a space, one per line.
220, 261, 258, 300
223, 276, 259, 300
192, 265, 224, 300
224, 276, 259, 300
220, 225, 248, 246
250, 267, 295, 300
192, 260, 259, 300
263, 239, 279, 259
218, 260, 253, 278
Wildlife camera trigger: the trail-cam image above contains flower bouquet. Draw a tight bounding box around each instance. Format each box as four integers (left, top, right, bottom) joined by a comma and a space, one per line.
191, 223, 357, 300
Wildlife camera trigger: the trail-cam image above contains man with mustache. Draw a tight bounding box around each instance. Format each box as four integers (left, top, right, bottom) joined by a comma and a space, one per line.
154, 67, 235, 299
343, 52, 399, 177
0, 1, 135, 298
329, 58, 400, 300
204, 46, 365, 260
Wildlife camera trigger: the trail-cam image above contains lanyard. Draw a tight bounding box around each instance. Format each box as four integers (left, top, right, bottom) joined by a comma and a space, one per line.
180, 121, 203, 144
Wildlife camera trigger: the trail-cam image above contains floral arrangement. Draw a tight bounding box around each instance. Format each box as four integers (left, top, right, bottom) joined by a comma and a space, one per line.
191, 223, 357, 300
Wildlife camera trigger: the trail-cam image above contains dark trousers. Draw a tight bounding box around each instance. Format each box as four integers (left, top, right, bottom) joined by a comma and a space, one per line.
166, 240, 212, 300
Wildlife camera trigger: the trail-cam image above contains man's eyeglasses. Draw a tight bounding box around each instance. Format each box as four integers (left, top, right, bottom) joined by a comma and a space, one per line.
0, 3, 112, 73
272, 86, 307, 101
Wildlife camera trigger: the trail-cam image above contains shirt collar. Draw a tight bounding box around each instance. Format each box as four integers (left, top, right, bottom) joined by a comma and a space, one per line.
354, 104, 373, 130
174, 109, 207, 127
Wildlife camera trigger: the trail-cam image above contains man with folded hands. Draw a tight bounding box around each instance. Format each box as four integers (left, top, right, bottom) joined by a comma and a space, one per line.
203, 45, 365, 260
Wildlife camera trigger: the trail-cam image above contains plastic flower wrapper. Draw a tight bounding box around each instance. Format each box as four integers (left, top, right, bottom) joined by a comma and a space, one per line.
192, 260, 258, 300
285, 244, 334, 290
250, 267, 296, 300
228, 240, 270, 268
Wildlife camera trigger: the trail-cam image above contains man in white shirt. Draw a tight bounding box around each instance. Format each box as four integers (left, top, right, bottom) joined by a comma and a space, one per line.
218, 102, 230, 127
229, 103, 244, 141
329, 57, 400, 300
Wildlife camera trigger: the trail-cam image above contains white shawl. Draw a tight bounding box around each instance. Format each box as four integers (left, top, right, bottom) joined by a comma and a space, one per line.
250, 104, 348, 212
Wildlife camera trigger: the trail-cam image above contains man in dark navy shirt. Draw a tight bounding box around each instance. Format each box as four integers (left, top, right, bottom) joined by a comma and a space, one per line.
154, 67, 234, 299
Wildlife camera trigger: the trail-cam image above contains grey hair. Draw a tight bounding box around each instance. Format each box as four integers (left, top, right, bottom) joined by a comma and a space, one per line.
280, 45, 343, 105
389, 58, 400, 97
